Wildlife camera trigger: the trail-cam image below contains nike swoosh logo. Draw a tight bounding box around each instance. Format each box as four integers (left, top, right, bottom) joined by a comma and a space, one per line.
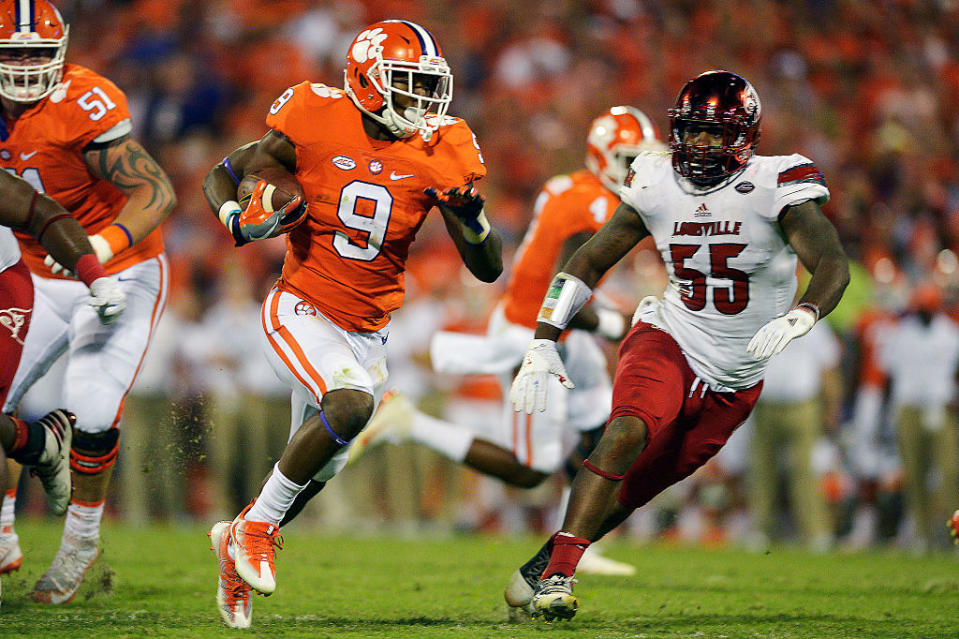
20, 151, 37, 160
389, 172, 414, 181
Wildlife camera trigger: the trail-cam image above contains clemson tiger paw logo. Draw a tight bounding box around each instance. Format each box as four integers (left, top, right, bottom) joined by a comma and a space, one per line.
294, 301, 317, 316
351, 28, 388, 63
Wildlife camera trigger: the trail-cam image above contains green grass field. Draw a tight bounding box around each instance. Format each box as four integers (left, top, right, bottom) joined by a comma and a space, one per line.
2, 518, 958, 638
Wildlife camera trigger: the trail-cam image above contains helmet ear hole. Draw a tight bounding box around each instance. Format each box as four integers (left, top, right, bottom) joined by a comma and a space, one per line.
359, 75, 368, 89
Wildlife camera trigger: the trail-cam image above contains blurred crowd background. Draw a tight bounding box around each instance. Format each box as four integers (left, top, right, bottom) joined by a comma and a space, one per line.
12, 0, 959, 553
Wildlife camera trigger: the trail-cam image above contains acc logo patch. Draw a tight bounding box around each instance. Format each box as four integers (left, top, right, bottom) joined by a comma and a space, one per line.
369, 159, 383, 174
332, 155, 356, 170
735, 181, 755, 194
294, 301, 317, 316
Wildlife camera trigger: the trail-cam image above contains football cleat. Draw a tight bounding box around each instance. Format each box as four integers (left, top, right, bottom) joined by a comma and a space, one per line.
0, 528, 22, 574
30, 409, 75, 516
210, 520, 252, 629
530, 574, 578, 622
347, 390, 415, 465
231, 503, 283, 595
32, 533, 99, 604
577, 544, 636, 576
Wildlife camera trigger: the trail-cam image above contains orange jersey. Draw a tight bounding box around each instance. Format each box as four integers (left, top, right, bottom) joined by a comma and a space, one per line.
2, 64, 164, 276
854, 307, 893, 388
502, 170, 618, 329
266, 82, 486, 332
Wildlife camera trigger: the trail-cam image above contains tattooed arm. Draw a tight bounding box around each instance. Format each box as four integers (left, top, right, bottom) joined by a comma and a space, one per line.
83, 136, 177, 244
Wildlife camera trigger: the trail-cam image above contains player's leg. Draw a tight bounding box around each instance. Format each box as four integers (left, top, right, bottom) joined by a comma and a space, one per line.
219, 289, 384, 602
33, 258, 167, 605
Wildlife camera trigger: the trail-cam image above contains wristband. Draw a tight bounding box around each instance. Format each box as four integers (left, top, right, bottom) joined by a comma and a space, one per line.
99, 223, 133, 254
218, 200, 241, 227
75, 253, 108, 286
795, 302, 820, 322
460, 209, 491, 244
595, 307, 627, 340
538, 272, 592, 330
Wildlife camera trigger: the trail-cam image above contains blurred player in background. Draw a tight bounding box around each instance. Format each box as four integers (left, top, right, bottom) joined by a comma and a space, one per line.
349, 106, 664, 582
507, 70, 849, 621
0, 167, 127, 605
201, 20, 502, 628
0, 0, 176, 604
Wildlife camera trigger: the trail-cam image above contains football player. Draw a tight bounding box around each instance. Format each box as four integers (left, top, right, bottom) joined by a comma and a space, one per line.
0, 166, 126, 606
507, 70, 850, 621
0, 0, 176, 605
347, 107, 664, 590
201, 20, 502, 628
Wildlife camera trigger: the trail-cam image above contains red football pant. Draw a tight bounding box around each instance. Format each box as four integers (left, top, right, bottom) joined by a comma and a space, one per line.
0, 260, 33, 407
609, 322, 762, 510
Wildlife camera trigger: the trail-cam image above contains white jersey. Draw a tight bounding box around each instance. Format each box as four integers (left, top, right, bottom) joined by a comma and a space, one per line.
0, 226, 21, 272
620, 152, 829, 389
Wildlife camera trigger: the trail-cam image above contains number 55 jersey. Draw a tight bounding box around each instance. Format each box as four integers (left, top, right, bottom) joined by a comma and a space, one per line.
1, 64, 164, 275
620, 152, 828, 390
266, 82, 486, 333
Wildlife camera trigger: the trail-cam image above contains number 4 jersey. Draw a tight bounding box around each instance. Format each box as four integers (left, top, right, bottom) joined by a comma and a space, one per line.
266, 82, 486, 332
620, 152, 829, 390
1, 64, 164, 276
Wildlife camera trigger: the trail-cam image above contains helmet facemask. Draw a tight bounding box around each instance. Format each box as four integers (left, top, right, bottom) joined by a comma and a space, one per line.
671, 117, 751, 184
348, 54, 452, 141
0, 24, 68, 103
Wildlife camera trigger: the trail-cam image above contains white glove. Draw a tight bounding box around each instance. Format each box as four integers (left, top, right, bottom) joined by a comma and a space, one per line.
746, 307, 816, 360
88, 277, 126, 325
509, 339, 574, 414
44, 234, 114, 277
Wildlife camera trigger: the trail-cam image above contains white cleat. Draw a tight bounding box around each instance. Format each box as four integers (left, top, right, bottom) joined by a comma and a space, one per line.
210, 520, 252, 628
504, 568, 534, 622
30, 409, 75, 516
347, 390, 415, 464
32, 533, 99, 604
231, 505, 282, 596
577, 544, 636, 576
0, 529, 22, 574
531, 574, 578, 622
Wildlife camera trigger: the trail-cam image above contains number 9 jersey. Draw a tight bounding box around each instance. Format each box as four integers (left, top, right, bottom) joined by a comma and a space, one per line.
620, 152, 829, 390
2, 64, 164, 275
266, 82, 486, 333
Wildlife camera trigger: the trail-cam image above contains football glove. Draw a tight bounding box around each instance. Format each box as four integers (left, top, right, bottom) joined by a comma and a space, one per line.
87, 276, 126, 325
746, 306, 816, 360
227, 180, 304, 246
425, 185, 490, 243
44, 233, 115, 278
509, 339, 574, 414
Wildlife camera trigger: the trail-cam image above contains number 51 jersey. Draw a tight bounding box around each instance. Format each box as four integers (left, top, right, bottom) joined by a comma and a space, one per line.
620, 152, 829, 390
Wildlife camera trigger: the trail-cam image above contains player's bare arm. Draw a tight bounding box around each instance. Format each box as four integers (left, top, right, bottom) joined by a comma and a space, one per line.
533, 202, 650, 342
201, 131, 294, 213
560, 231, 627, 339
435, 187, 503, 283
779, 199, 850, 319
84, 137, 177, 242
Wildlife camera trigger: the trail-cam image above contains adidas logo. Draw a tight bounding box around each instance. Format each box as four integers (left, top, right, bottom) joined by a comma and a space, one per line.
694, 203, 711, 217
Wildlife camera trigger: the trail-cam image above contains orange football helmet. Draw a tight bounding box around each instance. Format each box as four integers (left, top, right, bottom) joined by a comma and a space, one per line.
0, 0, 68, 103
586, 106, 664, 192
344, 20, 452, 141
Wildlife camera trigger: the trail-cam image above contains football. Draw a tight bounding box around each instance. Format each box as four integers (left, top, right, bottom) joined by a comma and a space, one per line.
236, 167, 308, 234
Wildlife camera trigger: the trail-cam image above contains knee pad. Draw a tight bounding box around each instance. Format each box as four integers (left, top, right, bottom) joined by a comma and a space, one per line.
70, 428, 120, 475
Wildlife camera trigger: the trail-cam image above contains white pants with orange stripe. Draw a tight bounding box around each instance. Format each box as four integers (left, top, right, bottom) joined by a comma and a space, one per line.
2, 255, 169, 435
259, 287, 389, 482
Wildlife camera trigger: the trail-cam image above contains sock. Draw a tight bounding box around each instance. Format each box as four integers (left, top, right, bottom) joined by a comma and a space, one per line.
64, 500, 105, 542
245, 463, 308, 526
542, 531, 591, 578
519, 537, 554, 586
410, 412, 473, 462
0, 488, 16, 534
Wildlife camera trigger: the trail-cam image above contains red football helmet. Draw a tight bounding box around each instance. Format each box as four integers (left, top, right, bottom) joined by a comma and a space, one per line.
585, 106, 664, 192
344, 20, 452, 141
668, 70, 761, 183
0, 0, 68, 103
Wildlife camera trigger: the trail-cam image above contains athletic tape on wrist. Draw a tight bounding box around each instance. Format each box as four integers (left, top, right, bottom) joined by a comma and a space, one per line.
537, 272, 592, 330
795, 302, 820, 322
218, 200, 241, 227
